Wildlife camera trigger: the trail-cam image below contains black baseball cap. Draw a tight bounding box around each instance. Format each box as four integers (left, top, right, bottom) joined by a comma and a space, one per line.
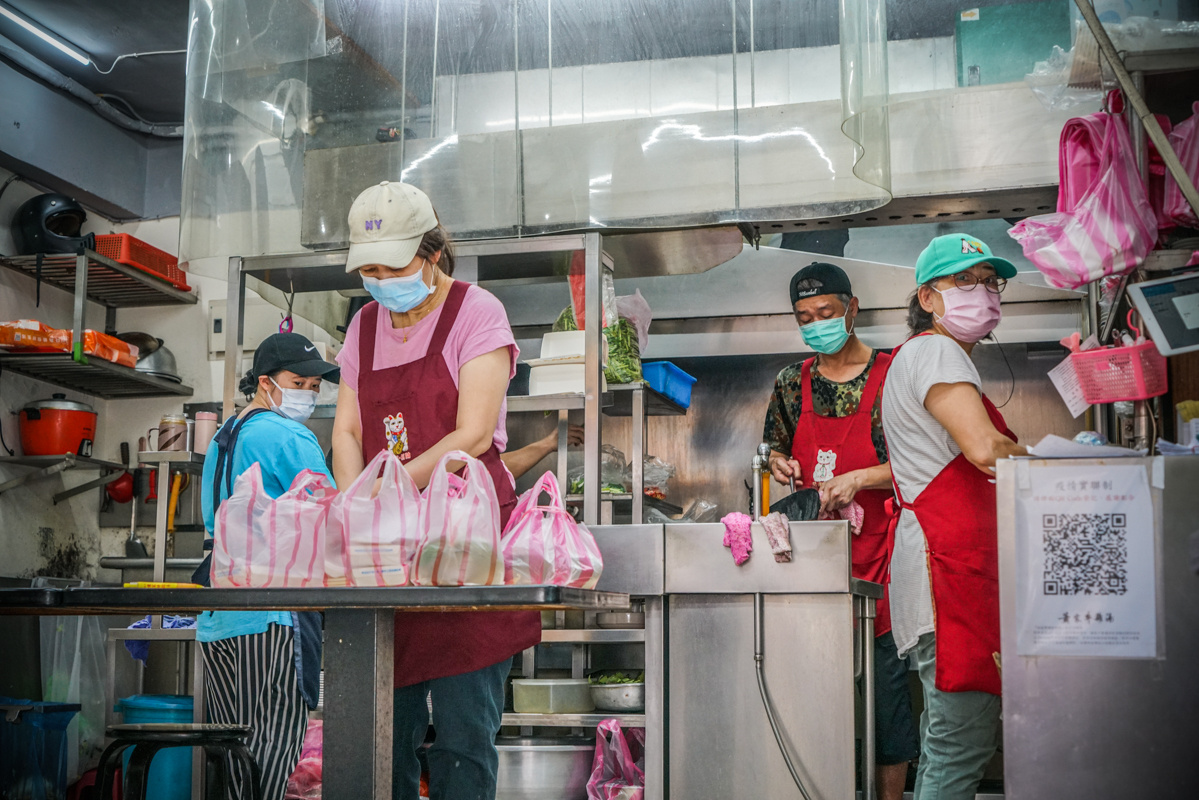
789, 262, 854, 306
251, 333, 340, 382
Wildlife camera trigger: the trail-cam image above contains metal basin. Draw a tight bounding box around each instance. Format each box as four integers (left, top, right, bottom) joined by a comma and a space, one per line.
495, 736, 595, 800
590, 682, 645, 712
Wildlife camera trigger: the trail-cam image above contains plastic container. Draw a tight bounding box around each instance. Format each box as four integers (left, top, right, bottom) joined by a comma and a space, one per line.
511, 679, 595, 714
93, 233, 191, 291
1070, 342, 1168, 404
0, 697, 80, 800
115, 695, 193, 800
540, 331, 587, 359
528, 364, 606, 396
642, 361, 697, 409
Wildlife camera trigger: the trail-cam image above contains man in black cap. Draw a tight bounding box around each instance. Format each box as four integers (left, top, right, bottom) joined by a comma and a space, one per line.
762, 261, 918, 800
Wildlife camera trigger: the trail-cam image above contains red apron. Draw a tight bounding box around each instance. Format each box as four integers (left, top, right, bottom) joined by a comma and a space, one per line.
357, 281, 542, 688
885, 333, 1016, 696
791, 353, 894, 636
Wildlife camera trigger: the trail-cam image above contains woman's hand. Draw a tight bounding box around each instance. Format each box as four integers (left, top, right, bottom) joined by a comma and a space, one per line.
768, 450, 801, 485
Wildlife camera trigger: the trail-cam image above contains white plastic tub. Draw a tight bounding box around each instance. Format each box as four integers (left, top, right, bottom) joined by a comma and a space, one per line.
511, 679, 595, 714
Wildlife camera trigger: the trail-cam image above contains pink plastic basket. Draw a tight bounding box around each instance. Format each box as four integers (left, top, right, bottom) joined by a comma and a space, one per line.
1070, 341, 1168, 404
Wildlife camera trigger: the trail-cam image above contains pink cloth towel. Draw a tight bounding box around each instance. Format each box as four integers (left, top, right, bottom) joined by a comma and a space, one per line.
819, 500, 865, 535
721, 512, 754, 565
759, 512, 793, 563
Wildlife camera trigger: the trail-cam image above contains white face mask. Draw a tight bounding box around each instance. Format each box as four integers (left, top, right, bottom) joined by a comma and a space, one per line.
269, 378, 318, 423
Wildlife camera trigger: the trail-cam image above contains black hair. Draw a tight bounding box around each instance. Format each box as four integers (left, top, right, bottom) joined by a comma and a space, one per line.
906, 281, 938, 336
238, 368, 284, 400
417, 223, 456, 276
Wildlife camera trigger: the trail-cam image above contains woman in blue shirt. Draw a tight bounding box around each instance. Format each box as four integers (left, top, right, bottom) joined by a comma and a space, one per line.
197, 333, 338, 800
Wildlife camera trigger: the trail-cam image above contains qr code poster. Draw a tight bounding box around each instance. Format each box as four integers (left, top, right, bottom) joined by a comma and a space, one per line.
1015, 464, 1157, 658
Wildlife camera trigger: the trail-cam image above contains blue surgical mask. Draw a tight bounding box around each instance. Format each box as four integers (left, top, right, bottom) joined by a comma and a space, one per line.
798, 315, 851, 355
269, 379, 318, 423
362, 264, 433, 313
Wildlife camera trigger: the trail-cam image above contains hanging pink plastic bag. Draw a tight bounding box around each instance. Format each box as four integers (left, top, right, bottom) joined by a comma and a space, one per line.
1009, 111, 1158, 289
326, 449, 419, 587
1164, 101, 1199, 229
501, 471, 604, 589
410, 450, 503, 586
587, 719, 646, 800
212, 466, 336, 588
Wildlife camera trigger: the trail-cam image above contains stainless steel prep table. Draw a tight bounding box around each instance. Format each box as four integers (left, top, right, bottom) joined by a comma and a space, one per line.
0, 585, 629, 800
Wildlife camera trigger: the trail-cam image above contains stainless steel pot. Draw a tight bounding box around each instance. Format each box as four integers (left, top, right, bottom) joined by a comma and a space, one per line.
132, 338, 181, 382
495, 736, 595, 800
590, 682, 645, 712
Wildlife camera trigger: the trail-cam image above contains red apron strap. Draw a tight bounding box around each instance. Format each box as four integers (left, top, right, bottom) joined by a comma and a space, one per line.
799, 357, 816, 414
358, 301, 381, 379
856, 352, 889, 418
429, 281, 468, 353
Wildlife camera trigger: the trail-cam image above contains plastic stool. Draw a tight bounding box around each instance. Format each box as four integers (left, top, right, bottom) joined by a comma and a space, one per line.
94, 723, 262, 800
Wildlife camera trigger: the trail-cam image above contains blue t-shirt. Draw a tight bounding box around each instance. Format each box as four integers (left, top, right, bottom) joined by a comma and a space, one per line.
197, 411, 333, 643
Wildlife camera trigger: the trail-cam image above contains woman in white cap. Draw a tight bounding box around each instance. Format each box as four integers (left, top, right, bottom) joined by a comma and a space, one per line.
883, 234, 1027, 800
331, 181, 540, 800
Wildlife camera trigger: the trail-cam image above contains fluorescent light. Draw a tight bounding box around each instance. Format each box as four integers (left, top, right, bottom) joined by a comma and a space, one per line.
0, 3, 90, 66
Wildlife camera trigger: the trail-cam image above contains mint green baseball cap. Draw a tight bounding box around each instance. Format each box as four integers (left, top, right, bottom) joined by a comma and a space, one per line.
914, 233, 1017, 284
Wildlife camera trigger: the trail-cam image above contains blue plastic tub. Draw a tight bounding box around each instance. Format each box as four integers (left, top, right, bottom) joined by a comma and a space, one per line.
0, 696, 80, 800
642, 362, 697, 409
116, 695, 193, 800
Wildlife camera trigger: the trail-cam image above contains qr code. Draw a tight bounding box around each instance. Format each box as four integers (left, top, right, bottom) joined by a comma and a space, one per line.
1042, 513, 1127, 595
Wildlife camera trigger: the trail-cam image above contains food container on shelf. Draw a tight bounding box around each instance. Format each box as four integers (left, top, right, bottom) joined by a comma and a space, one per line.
539, 330, 586, 359
596, 611, 645, 629
495, 736, 595, 800
19, 394, 97, 456
590, 682, 645, 712
642, 361, 697, 408
528, 364, 607, 396
511, 679, 595, 714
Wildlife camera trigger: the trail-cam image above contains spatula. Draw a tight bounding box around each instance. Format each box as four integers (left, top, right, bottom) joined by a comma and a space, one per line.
770, 477, 821, 522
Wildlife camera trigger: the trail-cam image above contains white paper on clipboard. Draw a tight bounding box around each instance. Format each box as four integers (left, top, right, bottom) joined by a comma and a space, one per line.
1047, 357, 1090, 418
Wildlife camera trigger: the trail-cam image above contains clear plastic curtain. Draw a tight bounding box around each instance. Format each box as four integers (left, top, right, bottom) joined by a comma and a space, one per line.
180, 0, 891, 271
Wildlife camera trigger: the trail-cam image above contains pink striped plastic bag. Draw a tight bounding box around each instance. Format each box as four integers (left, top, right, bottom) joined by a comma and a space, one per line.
1009, 111, 1158, 289
1164, 102, 1199, 229
326, 449, 419, 587
501, 471, 603, 589
410, 450, 503, 586
211, 465, 336, 588
586, 719, 646, 800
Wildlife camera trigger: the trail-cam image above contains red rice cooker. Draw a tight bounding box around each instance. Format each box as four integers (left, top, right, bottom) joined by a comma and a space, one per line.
19, 393, 97, 457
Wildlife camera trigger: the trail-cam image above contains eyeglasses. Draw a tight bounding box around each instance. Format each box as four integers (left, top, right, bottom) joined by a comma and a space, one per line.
950, 272, 1007, 294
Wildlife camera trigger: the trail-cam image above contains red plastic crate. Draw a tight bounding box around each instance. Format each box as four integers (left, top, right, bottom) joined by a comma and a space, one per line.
93, 233, 191, 291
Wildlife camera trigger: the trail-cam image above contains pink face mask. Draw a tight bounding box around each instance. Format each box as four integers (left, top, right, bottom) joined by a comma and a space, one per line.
933, 285, 1001, 343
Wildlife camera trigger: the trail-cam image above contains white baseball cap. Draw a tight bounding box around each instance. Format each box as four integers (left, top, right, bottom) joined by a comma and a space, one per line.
345, 181, 438, 273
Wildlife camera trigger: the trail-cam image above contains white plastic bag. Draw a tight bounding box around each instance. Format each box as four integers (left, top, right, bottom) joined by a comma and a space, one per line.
410, 450, 503, 586
212, 466, 337, 587
326, 449, 420, 587
502, 472, 604, 589
39, 613, 108, 781
616, 290, 653, 352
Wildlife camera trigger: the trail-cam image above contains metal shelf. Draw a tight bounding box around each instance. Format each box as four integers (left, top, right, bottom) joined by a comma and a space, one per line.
0, 454, 125, 500
502, 712, 645, 727
0, 352, 193, 399
0, 250, 196, 307
540, 628, 645, 643
566, 493, 634, 502
605, 384, 687, 417
506, 391, 617, 413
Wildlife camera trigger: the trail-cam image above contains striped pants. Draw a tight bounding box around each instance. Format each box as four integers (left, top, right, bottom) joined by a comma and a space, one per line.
200, 624, 309, 800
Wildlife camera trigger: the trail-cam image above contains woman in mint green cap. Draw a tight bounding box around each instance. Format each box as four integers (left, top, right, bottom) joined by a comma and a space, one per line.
881, 233, 1027, 800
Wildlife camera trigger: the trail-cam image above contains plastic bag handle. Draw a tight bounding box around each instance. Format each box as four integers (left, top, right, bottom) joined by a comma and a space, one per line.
1126, 308, 1142, 341
287, 469, 337, 500
528, 471, 566, 511
344, 449, 398, 499
432, 449, 480, 480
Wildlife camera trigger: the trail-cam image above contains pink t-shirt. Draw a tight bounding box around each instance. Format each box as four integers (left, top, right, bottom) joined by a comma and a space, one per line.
337, 283, 518, 453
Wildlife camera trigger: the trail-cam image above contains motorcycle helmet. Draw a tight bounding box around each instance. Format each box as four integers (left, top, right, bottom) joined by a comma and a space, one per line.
11, 193, 87, 255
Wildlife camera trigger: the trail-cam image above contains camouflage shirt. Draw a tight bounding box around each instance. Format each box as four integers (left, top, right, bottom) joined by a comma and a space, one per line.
762, 350, 888, 465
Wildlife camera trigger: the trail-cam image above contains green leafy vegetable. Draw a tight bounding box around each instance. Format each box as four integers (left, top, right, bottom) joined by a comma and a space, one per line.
551, 306, 642, 385
589, 670, 645, 685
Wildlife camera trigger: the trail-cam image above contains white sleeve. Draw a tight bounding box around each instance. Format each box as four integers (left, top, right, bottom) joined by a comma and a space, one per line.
911, 336, 981, 406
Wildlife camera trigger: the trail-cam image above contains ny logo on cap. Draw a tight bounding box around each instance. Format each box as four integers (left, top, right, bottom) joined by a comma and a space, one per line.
365, 218, 383, 232
961, 239, 983, 255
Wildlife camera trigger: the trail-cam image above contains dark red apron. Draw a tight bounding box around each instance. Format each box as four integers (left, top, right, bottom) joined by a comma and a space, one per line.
357, 281, 541, 688
791, 353, 894, 636
885, 333, 1016, 696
